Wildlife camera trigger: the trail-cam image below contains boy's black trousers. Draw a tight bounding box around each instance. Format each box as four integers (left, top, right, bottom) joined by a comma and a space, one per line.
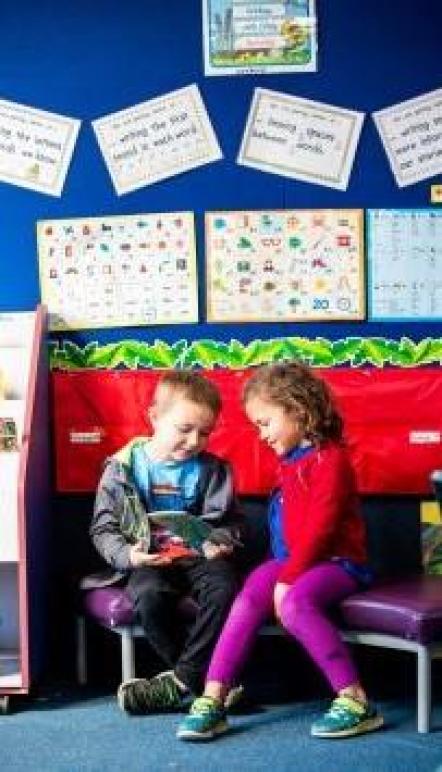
126, 556, 239, 693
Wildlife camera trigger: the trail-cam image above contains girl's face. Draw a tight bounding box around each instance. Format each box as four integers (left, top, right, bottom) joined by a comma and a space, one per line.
245, 394, 304, 456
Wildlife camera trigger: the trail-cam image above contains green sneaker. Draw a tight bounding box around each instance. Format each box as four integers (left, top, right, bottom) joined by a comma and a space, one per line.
177, 696, 228, 741
311, 696, 384, 738
117, 671, 192, 715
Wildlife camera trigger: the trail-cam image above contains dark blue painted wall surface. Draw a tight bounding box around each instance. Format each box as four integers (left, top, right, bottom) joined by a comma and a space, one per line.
0, 0, 441, 344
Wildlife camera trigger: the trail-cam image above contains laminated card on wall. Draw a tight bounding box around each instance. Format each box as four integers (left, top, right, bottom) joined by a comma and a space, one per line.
367, 209, 442, 321
0, 98, 80, 197
237, 89, 364, 191
202, 0, 318, 76
206, 209, 365, 322
37, 212, 198, 331
92, 85, 222, 195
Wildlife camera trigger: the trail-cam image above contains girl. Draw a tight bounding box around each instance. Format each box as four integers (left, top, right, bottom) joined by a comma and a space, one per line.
177, 362, 383, 740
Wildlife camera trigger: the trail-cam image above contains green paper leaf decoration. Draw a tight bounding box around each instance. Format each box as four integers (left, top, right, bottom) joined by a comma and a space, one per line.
49, 336, 442, 371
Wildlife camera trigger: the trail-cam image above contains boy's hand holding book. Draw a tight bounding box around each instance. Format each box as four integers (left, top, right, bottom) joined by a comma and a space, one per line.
201, 540, 234, 560
129, 541, 174, 567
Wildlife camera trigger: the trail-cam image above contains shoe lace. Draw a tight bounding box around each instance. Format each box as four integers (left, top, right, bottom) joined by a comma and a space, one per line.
328, 696, 364, 719
189, 696, 222, 716
148, 674, 180, 706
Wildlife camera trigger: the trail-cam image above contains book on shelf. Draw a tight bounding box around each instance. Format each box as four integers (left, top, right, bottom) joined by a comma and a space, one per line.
0, 417, 18, 452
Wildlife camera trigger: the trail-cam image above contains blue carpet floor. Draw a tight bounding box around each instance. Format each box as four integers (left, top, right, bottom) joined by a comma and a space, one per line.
1, 689, 441, 771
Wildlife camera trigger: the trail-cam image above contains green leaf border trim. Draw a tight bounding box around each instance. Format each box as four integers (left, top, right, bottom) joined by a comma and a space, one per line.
49, 337, 442, 370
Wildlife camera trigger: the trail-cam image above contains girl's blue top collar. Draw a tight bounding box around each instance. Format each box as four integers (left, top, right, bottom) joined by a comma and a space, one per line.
282, 442, 314, 464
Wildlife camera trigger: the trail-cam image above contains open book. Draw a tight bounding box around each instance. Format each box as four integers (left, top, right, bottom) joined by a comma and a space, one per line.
142, 511, 241, 560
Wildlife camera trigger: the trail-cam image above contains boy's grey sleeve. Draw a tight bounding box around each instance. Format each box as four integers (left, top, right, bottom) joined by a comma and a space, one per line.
89, 461, 132, 572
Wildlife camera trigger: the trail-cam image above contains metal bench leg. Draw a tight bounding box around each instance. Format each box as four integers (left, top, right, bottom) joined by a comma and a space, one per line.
76, 615, 87, 686
417, 644, 431, 733
121, 628, 136, 682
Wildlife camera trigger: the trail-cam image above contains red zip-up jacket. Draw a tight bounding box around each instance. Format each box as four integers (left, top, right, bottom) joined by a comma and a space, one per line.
278, 442, 367, 585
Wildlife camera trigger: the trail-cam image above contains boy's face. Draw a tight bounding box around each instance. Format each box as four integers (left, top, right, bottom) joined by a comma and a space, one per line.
149, 397, 216, 462
245, 394, 303, 456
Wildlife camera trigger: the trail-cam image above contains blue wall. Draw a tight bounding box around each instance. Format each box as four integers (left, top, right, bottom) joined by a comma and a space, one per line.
0, 0, 441, 345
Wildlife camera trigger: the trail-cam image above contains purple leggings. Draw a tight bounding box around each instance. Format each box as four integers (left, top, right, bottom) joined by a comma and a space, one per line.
206, 559, 359, 693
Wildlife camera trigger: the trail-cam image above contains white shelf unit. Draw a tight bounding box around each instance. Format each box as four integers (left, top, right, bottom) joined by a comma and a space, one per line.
0, 306, 49, 706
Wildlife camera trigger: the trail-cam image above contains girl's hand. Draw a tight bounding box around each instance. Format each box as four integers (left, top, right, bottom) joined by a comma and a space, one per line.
202, 540, 234, 560
129, 541, 173, 567
273, 582, 290, 620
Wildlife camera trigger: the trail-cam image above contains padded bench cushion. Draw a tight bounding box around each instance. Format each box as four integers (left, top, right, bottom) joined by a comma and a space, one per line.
83, 587, 135, 627
83, 586, 198, 628
339, 576, 442, 645
83, 577, 442, 645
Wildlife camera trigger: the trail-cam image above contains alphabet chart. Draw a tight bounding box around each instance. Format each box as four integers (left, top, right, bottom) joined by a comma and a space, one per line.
37, 212, 198, 331
367, 209, 442, 320
206, 209, 365, 321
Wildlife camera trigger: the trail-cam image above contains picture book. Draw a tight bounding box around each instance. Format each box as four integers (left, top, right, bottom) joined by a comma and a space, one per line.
0, 417, 18, 452
142, 511, 241, 560
144, 511, 213, 558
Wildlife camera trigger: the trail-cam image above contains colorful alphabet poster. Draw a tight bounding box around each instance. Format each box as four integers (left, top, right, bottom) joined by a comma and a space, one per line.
92, 85, 222, 195
367, 209, 442, 321
206, 209, 365, 322
0, 98, 80, 196
202, 0, 317, 76
373, 88, 442, 188
37, 212, 198, 331
238, 89, 364, 191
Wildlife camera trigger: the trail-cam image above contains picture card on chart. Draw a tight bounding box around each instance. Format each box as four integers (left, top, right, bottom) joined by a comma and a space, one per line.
92, 85, 222, 195
373, 88, 442, 187
238, 88, 364, 190
0, 98, 80, 196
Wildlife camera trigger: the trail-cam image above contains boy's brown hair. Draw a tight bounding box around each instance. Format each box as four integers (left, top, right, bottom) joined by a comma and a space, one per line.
242, 362, 343, 444
153, 371, 222, 416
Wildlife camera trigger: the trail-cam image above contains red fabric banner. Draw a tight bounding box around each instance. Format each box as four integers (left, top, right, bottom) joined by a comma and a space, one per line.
52, 368, 442, 495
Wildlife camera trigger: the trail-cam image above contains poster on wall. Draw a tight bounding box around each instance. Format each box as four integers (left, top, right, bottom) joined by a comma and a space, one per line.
367, 209, 442, 320
206, 209, 365, 322
37, 212, 198, 331
92, 85, 222, 195
202, 0, 317, 76
373, 88, 442, 188
0, 98, 80, 196
237, 88, 364, 190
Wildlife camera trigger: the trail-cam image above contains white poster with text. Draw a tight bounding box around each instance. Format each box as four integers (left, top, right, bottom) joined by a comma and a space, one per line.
0, 99, 80, 196
238, 88, 364, 190
92, 85, 222, 195
373, 88, 442, 187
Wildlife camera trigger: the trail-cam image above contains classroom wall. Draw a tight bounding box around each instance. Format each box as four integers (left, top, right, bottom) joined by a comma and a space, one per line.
0, 0, 441, 347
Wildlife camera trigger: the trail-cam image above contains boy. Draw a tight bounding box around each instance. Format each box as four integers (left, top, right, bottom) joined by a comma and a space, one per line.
89, 371, 243, 714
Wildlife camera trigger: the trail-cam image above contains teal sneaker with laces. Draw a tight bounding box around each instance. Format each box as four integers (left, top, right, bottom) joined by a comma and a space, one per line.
311, 695, 384, 738
176, 696, 228, 741
117, 671, 192, 715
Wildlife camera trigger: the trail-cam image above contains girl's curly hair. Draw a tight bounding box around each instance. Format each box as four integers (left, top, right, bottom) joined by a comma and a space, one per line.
242, 362, 343, 445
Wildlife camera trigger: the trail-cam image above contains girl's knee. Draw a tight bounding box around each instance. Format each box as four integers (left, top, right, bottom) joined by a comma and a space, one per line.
279, 593, 314, 633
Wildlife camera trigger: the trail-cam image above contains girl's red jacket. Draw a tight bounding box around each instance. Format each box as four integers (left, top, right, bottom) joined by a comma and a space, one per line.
278, 442, 368, 584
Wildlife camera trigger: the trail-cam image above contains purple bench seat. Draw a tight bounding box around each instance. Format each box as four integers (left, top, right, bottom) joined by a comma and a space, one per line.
340, 576, 442, 645
77, 575, 442, 733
